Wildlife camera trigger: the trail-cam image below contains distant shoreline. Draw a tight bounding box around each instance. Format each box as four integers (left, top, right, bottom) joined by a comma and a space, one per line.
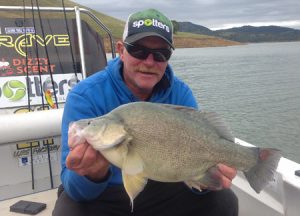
103, 35, 242, 53
173, 35, 241, 48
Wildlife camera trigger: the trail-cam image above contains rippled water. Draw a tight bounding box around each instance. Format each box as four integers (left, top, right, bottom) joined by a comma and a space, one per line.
170, 42, 300, 163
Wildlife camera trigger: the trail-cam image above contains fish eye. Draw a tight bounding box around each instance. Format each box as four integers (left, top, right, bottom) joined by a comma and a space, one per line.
87, 121, 91, 125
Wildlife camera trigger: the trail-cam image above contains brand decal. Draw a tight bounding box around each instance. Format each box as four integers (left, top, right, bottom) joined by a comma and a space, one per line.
13, 138, 60, 166
0, 74, 81, 108
0, 57, 56, 77
0, 33, 70, 57
2, 80, 26, 101
132, 19, 170, 33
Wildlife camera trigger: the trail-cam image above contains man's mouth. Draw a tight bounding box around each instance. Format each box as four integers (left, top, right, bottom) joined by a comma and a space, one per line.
138, 70, 157, 76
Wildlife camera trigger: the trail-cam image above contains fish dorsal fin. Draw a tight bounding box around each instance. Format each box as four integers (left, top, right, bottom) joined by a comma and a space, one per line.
202, 112, 235, 142
123, 149, 144, 175
158, 103, 197, 113
85, 122, 127, 150
122, 171, 148, 211
160, 104, 234, 142
158, 103, 201, 119
158, 103, 234, 142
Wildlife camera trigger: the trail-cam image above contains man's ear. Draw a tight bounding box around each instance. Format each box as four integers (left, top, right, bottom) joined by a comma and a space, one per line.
116, 41, 125, 60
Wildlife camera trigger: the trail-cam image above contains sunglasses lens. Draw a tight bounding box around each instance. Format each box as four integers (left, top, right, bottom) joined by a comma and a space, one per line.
124, 43, 171, 62
153, 50, 172, 62
127, 45, 149, 59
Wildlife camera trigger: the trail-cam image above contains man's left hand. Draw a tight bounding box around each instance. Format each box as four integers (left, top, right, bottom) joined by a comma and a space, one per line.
200, 163, 237, 190
215, 163, 237, 189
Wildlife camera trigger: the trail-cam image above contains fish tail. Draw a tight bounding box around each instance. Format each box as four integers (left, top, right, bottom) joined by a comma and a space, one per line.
244, 148, 281, 193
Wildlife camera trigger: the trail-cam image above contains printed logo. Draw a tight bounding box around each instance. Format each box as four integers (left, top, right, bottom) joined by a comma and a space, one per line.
0, 74, 82, 109
2, 80, 26, 101
132, 19, 170, 33
0, 33, 70, 57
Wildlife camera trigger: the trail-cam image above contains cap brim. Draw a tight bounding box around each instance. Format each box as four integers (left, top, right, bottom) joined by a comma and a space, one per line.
125, 32, 174, 49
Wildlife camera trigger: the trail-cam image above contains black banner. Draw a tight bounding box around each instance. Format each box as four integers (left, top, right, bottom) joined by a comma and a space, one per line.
0, 18, 107, 77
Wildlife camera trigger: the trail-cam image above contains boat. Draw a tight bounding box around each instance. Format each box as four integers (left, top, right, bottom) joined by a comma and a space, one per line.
0, 5, 299, 216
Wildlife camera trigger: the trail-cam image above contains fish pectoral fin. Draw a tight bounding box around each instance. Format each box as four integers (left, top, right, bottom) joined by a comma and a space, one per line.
95, 122, 128, 150
123, 150, 144, 175
122, 171, 147, 210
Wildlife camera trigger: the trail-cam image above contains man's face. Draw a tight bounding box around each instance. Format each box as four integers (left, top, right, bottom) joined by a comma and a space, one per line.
118, 36, 170, 100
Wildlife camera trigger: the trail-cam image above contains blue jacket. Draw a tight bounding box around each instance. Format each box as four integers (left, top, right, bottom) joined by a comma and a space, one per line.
61, 57, 199, 201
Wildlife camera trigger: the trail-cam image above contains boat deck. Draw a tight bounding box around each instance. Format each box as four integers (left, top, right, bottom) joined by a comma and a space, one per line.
0, 189, 57, 216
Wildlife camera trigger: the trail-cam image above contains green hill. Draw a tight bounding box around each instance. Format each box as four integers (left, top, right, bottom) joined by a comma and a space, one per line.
0, 0, 124, 37
215, 25, 300, 42
0, 0, 240, 51
178, 21, 300, 43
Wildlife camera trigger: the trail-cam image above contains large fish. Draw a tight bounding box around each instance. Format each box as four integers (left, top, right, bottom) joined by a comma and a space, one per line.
68, 102, 281, 206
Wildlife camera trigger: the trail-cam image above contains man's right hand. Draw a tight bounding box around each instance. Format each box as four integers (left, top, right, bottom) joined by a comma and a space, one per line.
66, 142, 110, 182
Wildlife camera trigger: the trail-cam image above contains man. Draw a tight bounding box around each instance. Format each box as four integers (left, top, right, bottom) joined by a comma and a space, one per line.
53, 8, 238, 216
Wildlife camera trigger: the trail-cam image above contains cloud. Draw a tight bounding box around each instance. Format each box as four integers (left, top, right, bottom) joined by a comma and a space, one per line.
73, 0, 300, 29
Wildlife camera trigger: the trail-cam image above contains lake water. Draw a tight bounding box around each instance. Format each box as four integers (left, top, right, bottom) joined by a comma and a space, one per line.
170, 42, 300, 163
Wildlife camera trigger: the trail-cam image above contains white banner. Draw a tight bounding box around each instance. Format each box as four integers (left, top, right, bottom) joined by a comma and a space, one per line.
0, 74, 82, 109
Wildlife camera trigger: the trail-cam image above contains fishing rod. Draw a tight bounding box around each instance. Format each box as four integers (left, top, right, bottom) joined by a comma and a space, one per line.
23, 0, 35, 190
30, 0, 46, 110
34, 0, 55, 189
61, 0, 80, 82
19, 0, 84, 190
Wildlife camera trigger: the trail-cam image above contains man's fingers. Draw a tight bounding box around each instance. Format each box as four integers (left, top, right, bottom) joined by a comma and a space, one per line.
66, 143, 110, 180
204, 164, 237, 190
66, 143, 88, 169
219, 174, 232, 189
80, 145, 99, 167
217, 164, 237, 180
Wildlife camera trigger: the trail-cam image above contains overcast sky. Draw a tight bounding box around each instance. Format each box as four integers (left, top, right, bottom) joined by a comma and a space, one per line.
73, 0, 300, 30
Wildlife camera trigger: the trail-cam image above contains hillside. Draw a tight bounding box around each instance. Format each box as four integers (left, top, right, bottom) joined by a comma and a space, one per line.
215, 25, 300, 42
173, 32, 240, 48
178, 21, 214, 36
0, 0, 240, 52
178, 22, 300, 43
0, 0, 125, 38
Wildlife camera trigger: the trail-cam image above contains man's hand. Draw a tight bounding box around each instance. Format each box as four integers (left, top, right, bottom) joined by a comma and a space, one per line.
200, 163, 237, 191
215, 164, 237, 189
66, 142, 110, 182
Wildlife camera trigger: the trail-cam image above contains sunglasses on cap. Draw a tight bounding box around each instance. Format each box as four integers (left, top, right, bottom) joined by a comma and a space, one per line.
123, 42, 172, 62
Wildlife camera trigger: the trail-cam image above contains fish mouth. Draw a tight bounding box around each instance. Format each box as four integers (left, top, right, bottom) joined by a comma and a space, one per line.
68, 122, 87, 149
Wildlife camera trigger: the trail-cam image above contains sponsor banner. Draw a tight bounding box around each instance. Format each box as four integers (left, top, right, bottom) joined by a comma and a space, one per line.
0, 73, 82, 108
0, 18, 107, 77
